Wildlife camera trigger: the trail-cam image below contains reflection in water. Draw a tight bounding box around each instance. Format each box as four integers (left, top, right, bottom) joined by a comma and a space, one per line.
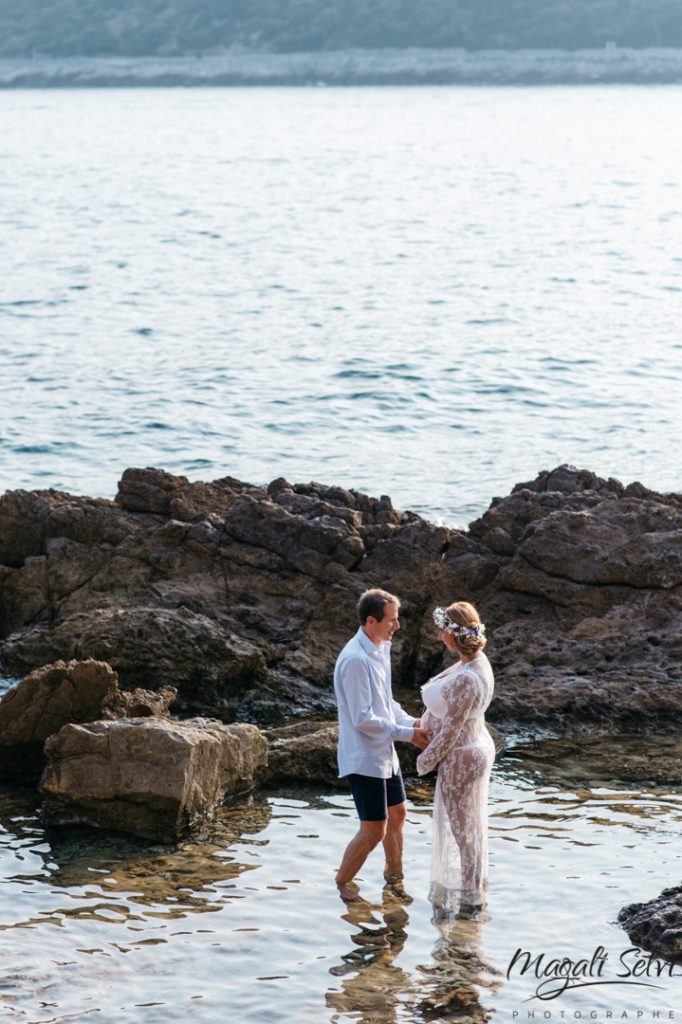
0, 740, 680, 1021
416, 916, 500, 1021
327, 888, 498, 1023
327, 894, 412, 1023
0, 792, 272, 932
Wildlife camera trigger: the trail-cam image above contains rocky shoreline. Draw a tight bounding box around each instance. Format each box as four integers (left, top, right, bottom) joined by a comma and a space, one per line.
3, 47, 682, 88
0, 463, 681, 844
1, 464, 680, 730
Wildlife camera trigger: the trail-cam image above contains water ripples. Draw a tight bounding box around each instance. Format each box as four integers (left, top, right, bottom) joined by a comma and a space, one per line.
0, 87, 681, 518
0, 743, 681, 1021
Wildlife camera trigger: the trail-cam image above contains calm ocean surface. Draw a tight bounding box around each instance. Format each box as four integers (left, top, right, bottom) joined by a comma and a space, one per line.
1, 86, 681, 522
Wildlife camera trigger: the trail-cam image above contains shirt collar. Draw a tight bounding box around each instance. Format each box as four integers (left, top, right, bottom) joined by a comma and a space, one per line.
356, 627, 389, 657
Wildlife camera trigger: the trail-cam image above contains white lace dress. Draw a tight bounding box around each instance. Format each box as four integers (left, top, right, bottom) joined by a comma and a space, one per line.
416, 653, 495, 915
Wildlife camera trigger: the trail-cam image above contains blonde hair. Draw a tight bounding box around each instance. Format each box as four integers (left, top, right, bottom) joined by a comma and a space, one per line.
445, 601, 487, 654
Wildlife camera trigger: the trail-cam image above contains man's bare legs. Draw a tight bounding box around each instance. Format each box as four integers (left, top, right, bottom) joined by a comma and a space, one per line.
382, 802, 412, 902
336, 820, 387, 901
383, 801, 407, 878
336, 802, 411, 902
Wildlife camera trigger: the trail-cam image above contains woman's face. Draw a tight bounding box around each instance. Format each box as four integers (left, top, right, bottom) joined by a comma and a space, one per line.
439, 629, 460, 655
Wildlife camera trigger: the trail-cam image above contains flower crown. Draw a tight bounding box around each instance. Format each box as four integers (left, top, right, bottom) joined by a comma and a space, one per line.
433, 606, 486, 640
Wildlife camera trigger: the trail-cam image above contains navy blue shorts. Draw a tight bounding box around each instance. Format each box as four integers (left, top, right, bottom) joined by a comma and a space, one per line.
347, 772, 406, 822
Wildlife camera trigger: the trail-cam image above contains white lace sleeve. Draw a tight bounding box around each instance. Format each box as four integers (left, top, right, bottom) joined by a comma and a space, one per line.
416, 672, 477, 775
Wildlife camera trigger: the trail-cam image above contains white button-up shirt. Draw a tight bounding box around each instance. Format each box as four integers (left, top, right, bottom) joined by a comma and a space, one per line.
334, 627, 416, 779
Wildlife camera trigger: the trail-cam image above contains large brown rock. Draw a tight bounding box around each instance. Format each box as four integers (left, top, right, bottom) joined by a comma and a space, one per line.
1, 606, 268, 717
40, 717, 268, 842
1, 463, 681, 732
468, 468, 682, 729
0, 658, 176, 780
265, 720, 340, 785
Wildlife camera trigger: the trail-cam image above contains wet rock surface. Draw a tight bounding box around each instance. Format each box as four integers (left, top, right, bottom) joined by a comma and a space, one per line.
619, 887, 682, 962
501, 735, 682, 789
0, 658, 176, 780
1, 464, 680, 731
40, 717, 268, 842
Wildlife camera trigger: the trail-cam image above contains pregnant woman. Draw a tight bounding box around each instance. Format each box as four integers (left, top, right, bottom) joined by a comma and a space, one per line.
417, 601, 495, 917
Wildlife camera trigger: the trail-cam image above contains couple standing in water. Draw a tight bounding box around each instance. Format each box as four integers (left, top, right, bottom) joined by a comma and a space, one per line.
334, 588, 495, 917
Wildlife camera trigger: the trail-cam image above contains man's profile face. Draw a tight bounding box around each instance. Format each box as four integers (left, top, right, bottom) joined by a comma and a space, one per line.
371, 601, 400, 643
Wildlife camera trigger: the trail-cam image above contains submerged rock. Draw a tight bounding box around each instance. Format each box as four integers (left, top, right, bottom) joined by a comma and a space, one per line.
501, 735, 682, 789
42, 795, 273, 916
618, 887, 682, 962
0, 658, 176, 780
0, 464, 680, 730
40, 717, 268, 842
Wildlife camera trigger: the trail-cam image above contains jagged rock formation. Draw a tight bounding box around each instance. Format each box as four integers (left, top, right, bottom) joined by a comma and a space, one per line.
469, 465, 682, 728
0, 657, 176, 780
619, 888, 682, 962
1, 464, 680, 731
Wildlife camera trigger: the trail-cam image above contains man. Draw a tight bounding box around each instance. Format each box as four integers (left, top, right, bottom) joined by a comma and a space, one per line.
334, 588, 428, 902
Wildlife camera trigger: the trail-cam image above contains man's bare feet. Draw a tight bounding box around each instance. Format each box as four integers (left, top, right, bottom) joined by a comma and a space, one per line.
337, 880, 365, 903
383, 873, 413, 904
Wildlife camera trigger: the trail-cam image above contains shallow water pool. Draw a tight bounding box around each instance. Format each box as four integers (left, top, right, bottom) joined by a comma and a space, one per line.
1, 744, 681, 1023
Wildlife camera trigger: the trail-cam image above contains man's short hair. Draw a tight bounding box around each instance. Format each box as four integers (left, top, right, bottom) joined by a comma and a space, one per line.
357, 588, 400, 625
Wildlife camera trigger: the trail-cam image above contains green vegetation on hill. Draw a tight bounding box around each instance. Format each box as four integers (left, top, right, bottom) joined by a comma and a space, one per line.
2, 0, 682, 57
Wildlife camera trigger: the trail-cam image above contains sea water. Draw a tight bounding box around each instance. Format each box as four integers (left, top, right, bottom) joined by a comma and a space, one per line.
1, 86, 681, 523
0, 756, 681, 1022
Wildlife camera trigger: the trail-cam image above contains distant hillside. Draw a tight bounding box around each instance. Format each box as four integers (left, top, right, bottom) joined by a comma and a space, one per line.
2, 0, 682, 58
